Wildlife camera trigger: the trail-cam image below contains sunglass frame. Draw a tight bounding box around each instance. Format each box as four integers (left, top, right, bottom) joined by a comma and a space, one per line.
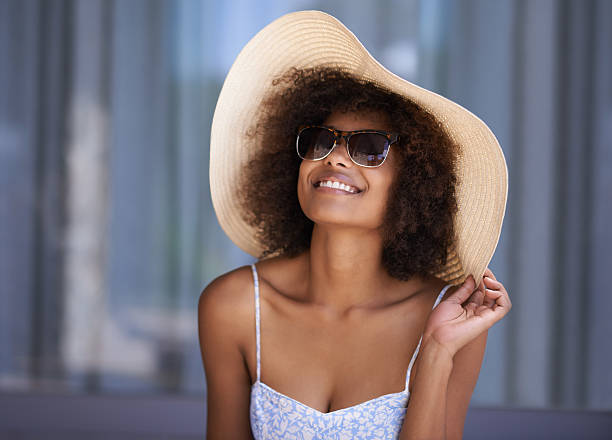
296, 125, 399, 168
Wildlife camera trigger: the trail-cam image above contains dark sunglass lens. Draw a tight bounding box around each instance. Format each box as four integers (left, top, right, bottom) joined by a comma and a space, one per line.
348, 133, 389, 166
297, 127, 335, 160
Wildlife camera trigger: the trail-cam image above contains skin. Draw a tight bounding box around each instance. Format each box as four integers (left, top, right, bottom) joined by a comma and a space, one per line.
198, 110, 512, 439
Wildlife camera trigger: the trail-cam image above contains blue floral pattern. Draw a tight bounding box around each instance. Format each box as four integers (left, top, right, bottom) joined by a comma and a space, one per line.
249, 264, 451, 440
251, 380, 409, 440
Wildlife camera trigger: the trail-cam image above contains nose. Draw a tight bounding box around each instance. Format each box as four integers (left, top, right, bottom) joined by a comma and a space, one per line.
325, 136, 352, 168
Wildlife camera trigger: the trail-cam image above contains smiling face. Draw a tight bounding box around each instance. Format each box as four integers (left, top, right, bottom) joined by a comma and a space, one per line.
297, 110, 399, 231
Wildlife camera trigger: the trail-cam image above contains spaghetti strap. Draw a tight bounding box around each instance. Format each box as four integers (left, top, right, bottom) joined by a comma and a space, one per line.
251, 263, 261, 383
404, 283, 453, 390
432, 283, 452, 309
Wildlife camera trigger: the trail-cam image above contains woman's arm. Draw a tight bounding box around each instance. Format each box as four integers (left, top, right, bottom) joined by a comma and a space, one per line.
399, 338, 454, 440
198, 272, 255, 440
400, 330, 487, 440
445, 330, 487, 439
400, 268, 511, 440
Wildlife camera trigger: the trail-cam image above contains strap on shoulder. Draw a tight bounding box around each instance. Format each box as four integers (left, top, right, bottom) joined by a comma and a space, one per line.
251, 264, 261, 382
405, 283, 454, 390
432, 284, 453, 309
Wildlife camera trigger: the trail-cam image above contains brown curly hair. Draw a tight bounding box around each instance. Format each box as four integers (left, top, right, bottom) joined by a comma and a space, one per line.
238, 66, 459, 281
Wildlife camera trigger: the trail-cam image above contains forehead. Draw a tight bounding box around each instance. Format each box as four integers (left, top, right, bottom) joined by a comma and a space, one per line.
323, 110, 392, 132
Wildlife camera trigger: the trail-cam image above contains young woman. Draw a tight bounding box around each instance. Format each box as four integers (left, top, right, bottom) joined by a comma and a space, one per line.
199, 11, 510, 440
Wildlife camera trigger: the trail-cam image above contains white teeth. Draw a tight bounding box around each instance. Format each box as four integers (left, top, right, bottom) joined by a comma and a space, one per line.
317, 180, 357, 194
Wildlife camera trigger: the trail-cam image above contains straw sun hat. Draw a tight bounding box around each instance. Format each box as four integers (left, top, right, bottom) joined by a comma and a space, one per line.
210, 10, 508, 286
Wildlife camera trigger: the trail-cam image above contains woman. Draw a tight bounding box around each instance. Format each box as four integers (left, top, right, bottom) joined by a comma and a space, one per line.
199, 11, 511, 440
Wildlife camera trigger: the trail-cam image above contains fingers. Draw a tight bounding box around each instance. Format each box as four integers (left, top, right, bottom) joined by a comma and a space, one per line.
464, 289, 484, 316
481, 274, 500, 306
483, 267, 497, 281
476, 275, 486, 301
484, 290, 512, 316
447, 272, 512, 321
466, 284, 484, 309
447, 275, 477, 304
483, 277, 496, 307
481, 275, 512, 315
483, 276, 502, 290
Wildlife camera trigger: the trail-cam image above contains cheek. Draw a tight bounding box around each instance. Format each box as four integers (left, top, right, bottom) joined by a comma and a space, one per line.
366, 163, 397, 200
381, 157, 399, 200
296, 161, 310, 210
366, 167, 397, 222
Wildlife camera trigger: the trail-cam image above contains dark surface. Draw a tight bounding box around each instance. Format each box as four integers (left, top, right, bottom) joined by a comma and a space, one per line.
463, 406, 612, 440
1, 392, 611, 440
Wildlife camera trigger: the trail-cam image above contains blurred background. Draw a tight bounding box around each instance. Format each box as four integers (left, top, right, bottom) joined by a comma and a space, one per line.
1, 0, 611, 438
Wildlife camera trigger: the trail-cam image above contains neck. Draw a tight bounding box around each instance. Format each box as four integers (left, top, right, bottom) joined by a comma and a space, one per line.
303, 223, 406, 315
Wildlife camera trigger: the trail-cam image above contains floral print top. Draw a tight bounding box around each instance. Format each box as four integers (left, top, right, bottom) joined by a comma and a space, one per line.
249, 263, 451, 440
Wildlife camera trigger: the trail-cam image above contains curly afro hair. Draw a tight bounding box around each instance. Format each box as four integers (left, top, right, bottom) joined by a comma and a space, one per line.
238, 66, 460, 281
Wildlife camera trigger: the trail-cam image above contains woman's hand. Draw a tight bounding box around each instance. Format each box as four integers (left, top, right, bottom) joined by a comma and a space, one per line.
422, 268, 512, 357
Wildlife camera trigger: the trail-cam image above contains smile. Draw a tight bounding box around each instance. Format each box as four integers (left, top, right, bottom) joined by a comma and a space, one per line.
314, 180, 360, 194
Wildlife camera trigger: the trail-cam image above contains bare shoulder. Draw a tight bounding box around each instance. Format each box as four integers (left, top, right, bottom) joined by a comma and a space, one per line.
198, 265, 254, 311
197, 265, 256, 439
198, 265, 255, 351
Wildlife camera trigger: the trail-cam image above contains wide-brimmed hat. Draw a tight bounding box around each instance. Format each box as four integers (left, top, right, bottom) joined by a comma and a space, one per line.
210, 10, 508, 286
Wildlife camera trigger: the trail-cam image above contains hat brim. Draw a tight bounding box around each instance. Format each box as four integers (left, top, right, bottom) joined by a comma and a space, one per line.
210, 10, 508, 286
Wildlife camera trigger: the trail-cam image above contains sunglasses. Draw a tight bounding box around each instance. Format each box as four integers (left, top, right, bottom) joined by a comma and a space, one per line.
296, 125, 399, 168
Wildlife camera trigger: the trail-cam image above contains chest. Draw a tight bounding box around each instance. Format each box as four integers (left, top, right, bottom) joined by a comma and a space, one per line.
244, 288, 433, 414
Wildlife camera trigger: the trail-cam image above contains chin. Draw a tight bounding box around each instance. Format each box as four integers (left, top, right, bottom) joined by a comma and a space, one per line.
299, 189, 384, 230
304, 210, 382, 231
